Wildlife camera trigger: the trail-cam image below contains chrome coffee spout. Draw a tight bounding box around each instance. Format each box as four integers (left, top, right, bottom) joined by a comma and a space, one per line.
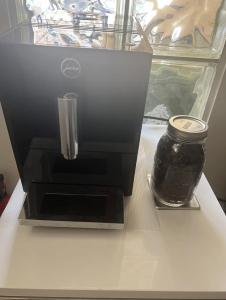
58, 93, 78, 160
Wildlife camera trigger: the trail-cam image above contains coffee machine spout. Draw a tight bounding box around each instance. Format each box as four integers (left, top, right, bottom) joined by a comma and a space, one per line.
58, 93, 78, 160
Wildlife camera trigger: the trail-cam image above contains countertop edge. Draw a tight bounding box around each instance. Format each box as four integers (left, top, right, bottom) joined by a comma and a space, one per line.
1, 288, 226, 299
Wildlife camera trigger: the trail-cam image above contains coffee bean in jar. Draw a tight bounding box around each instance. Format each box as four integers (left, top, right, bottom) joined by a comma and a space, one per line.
152, 115, 208, 207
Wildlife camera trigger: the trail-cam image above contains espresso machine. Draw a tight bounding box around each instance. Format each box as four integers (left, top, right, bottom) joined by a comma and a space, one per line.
0, 16, 151, 229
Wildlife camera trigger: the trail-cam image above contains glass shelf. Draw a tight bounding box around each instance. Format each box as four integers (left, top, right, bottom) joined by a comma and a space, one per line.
130, 0, 226, 59
23, 0, 127, 49
144, 59, 216, 123
30, 23, 126, 49
25, 0, 117, 26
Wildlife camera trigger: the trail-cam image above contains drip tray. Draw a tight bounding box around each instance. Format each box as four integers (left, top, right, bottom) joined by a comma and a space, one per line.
19, 184, 124, 229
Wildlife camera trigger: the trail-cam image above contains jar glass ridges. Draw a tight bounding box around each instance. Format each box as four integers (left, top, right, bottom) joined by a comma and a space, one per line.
152, 115, 208, 208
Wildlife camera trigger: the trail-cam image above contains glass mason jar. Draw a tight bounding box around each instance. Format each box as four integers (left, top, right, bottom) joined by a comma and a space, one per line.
152, 115, 208, 207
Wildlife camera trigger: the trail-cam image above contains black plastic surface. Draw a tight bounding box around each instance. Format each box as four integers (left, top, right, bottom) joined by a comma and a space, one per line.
24, 183, 124, 224
0, 42, 151, 196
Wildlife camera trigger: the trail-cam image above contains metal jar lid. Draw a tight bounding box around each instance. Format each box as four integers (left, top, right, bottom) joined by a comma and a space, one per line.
168, 115, 208, 142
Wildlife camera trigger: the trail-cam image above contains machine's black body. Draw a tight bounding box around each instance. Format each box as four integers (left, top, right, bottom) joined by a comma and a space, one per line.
0, 28, 151, 226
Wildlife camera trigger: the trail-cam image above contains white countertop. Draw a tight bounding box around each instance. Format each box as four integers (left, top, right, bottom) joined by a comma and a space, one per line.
1, 125, 226, 299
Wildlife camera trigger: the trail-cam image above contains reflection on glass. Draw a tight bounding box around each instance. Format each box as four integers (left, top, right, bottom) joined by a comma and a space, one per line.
131, 0, 226, 58
24, 0, 122, 48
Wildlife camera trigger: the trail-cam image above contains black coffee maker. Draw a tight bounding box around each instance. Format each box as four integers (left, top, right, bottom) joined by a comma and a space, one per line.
0, 26, 151, 229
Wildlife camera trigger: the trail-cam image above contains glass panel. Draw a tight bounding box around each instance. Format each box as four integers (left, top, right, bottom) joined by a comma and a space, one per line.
144, 60, 216, 123
15, 0, 29, 24
0, 1, 28, 36
130, 0, 226, 59
23, 0, 126, 49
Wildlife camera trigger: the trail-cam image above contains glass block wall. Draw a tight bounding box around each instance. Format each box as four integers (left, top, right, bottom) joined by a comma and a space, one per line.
144, 60, 216, 121
128, 0, 226, 121
132, 0, 226, 59
1, 0, 226, 122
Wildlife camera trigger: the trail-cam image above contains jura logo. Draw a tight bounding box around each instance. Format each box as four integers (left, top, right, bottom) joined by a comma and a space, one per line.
61, 58, 81, 79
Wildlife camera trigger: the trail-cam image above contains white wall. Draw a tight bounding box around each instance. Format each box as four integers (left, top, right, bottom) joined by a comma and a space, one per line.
0, 1, 20, 194
0, 104, 19, 194
205, 69, 226, 200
